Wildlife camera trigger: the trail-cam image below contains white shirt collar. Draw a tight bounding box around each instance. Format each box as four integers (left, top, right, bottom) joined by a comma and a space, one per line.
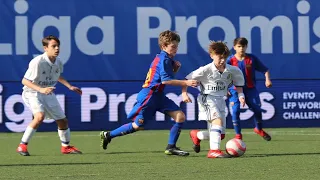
211, 62, 227, 73
43, 53, 58, 66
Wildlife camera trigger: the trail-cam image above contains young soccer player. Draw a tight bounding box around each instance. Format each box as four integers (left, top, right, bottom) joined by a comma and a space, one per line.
100, 30, 198, 156
16, 35, 83, 156
184, 41, 245, 158
227, 37, 272, 141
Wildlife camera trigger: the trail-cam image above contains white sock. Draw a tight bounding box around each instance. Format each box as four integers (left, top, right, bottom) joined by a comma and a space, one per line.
209, 125, 222, 150
197, 131, 209, 140
58, 128, 70, 147
21, 126, 37, 144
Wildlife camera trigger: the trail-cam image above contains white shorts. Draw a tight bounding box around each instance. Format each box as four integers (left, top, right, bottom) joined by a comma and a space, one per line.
22, 91, 66, 120
197, 94, 226, 130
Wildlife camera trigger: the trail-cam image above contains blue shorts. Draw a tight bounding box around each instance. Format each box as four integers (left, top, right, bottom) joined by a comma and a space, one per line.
127, 88, 181, 126
228, 87, 261, 108
229, 88, 239, 103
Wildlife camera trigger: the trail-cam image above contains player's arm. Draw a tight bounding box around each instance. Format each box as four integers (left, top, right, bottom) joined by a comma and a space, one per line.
264, 70, 272, 88
22, 78, 55, 95
23, 60, 55, 95
181, 84, 192, 103
172, 60, 181, 73
253, 55, 272, 88
231, 66, 246, 107
161, 58, 197, 87
58, 76, 82, 95
181, 66, 207, 103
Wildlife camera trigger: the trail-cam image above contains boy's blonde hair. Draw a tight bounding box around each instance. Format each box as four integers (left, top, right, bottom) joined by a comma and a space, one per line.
208, 41, 230, 58
158, 30, 180, 49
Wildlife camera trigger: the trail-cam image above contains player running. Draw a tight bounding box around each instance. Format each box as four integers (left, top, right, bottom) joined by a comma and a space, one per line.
100, 30, 198, 156
184, 41, 246, 158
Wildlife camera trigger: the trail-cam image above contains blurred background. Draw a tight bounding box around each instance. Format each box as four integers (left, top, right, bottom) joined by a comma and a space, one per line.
0, 0, 319, 132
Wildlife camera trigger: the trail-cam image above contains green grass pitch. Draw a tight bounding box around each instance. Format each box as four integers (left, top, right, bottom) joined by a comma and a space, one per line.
0, 128, 319, 180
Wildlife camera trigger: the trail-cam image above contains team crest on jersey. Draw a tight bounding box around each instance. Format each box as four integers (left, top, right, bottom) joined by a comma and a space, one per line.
227, 74, 232, 79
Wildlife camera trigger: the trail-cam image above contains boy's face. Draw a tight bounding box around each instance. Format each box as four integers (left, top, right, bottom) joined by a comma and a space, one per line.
210, 53, 227, 67
44, 39, 60, 58
162, 41, 179, 57
233, 44, 247, 54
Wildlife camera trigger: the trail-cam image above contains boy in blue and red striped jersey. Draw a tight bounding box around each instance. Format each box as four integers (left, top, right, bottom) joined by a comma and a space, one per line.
227, 37, 272, 141
99, 30, 198, 156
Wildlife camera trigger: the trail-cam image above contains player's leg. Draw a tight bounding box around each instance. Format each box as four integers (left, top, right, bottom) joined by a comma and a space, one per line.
229, 89, 242, 139
160, 96, 189, 156
17, 112, 45, 156
246, 88, 271, 141
17, 92, 45, 156
55, 118, 82, 154
100, 90, 155, 150
207, 117, 230, 158
206, 98, 230, 158
165, 110, 189, 156
41, 93, 83, 154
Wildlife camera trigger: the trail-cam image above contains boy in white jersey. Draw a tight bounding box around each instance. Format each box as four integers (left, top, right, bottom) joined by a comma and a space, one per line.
16, 35, 83, 156
183, 41, 245, 158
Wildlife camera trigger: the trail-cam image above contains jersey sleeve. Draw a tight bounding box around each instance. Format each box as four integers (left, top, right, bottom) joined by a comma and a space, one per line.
252, 55, 268, 73
185, 64, 210, 80
24, 59, 39, 81
160, 58, 175, 82
231, 66, 245, 87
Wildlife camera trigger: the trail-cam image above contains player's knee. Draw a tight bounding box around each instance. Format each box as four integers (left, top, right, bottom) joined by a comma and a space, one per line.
56, 118, 68, 129
230, 102, 234, 106
132, 119, 144, 130
175, 111, 186, 123
211, 118, 223, 126
33, 112, 45, 123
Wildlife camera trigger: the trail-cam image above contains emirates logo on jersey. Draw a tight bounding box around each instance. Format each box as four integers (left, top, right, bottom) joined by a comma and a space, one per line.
207, 81, 226, 92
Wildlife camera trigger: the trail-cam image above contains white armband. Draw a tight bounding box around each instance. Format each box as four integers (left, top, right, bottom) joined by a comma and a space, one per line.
238, 93, 245, 99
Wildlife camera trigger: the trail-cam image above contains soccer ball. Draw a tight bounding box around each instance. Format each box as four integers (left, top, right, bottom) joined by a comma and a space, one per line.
225, 138, 246, 157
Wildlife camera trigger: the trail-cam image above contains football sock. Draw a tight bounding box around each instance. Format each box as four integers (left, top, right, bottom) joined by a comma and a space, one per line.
254, 112, 263, 130
20, 126, 36, 145
58, 128, 70, 147
110, 123, 136, 138
233, 119, 242, 134
197, 131, 209, 140
232, 101, 242, 134
209, 125, 222, 150
167, 122, 183, 146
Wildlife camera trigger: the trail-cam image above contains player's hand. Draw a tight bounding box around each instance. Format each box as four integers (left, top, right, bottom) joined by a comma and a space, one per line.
186, 80, 198, 88
182, 93, 192, 103
265, 79, 272, 88
69, 86, 82, 95
239, 96, 246, 107
39, 87, 55, 95
173, 60, 181, 73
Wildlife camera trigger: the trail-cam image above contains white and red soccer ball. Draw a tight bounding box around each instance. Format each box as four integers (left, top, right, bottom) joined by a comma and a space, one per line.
226, 138, 247, 157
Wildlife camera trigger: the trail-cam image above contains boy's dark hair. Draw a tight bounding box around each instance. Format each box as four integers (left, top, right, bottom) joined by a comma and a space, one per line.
42, 35, 60, 47
233, 37, 248, 46
158, 30, 180, 49
208, 41, 230, 58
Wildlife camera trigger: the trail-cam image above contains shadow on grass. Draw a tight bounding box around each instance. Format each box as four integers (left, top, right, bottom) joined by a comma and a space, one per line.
0, 161, 151, 167
244, 152, 320, 158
